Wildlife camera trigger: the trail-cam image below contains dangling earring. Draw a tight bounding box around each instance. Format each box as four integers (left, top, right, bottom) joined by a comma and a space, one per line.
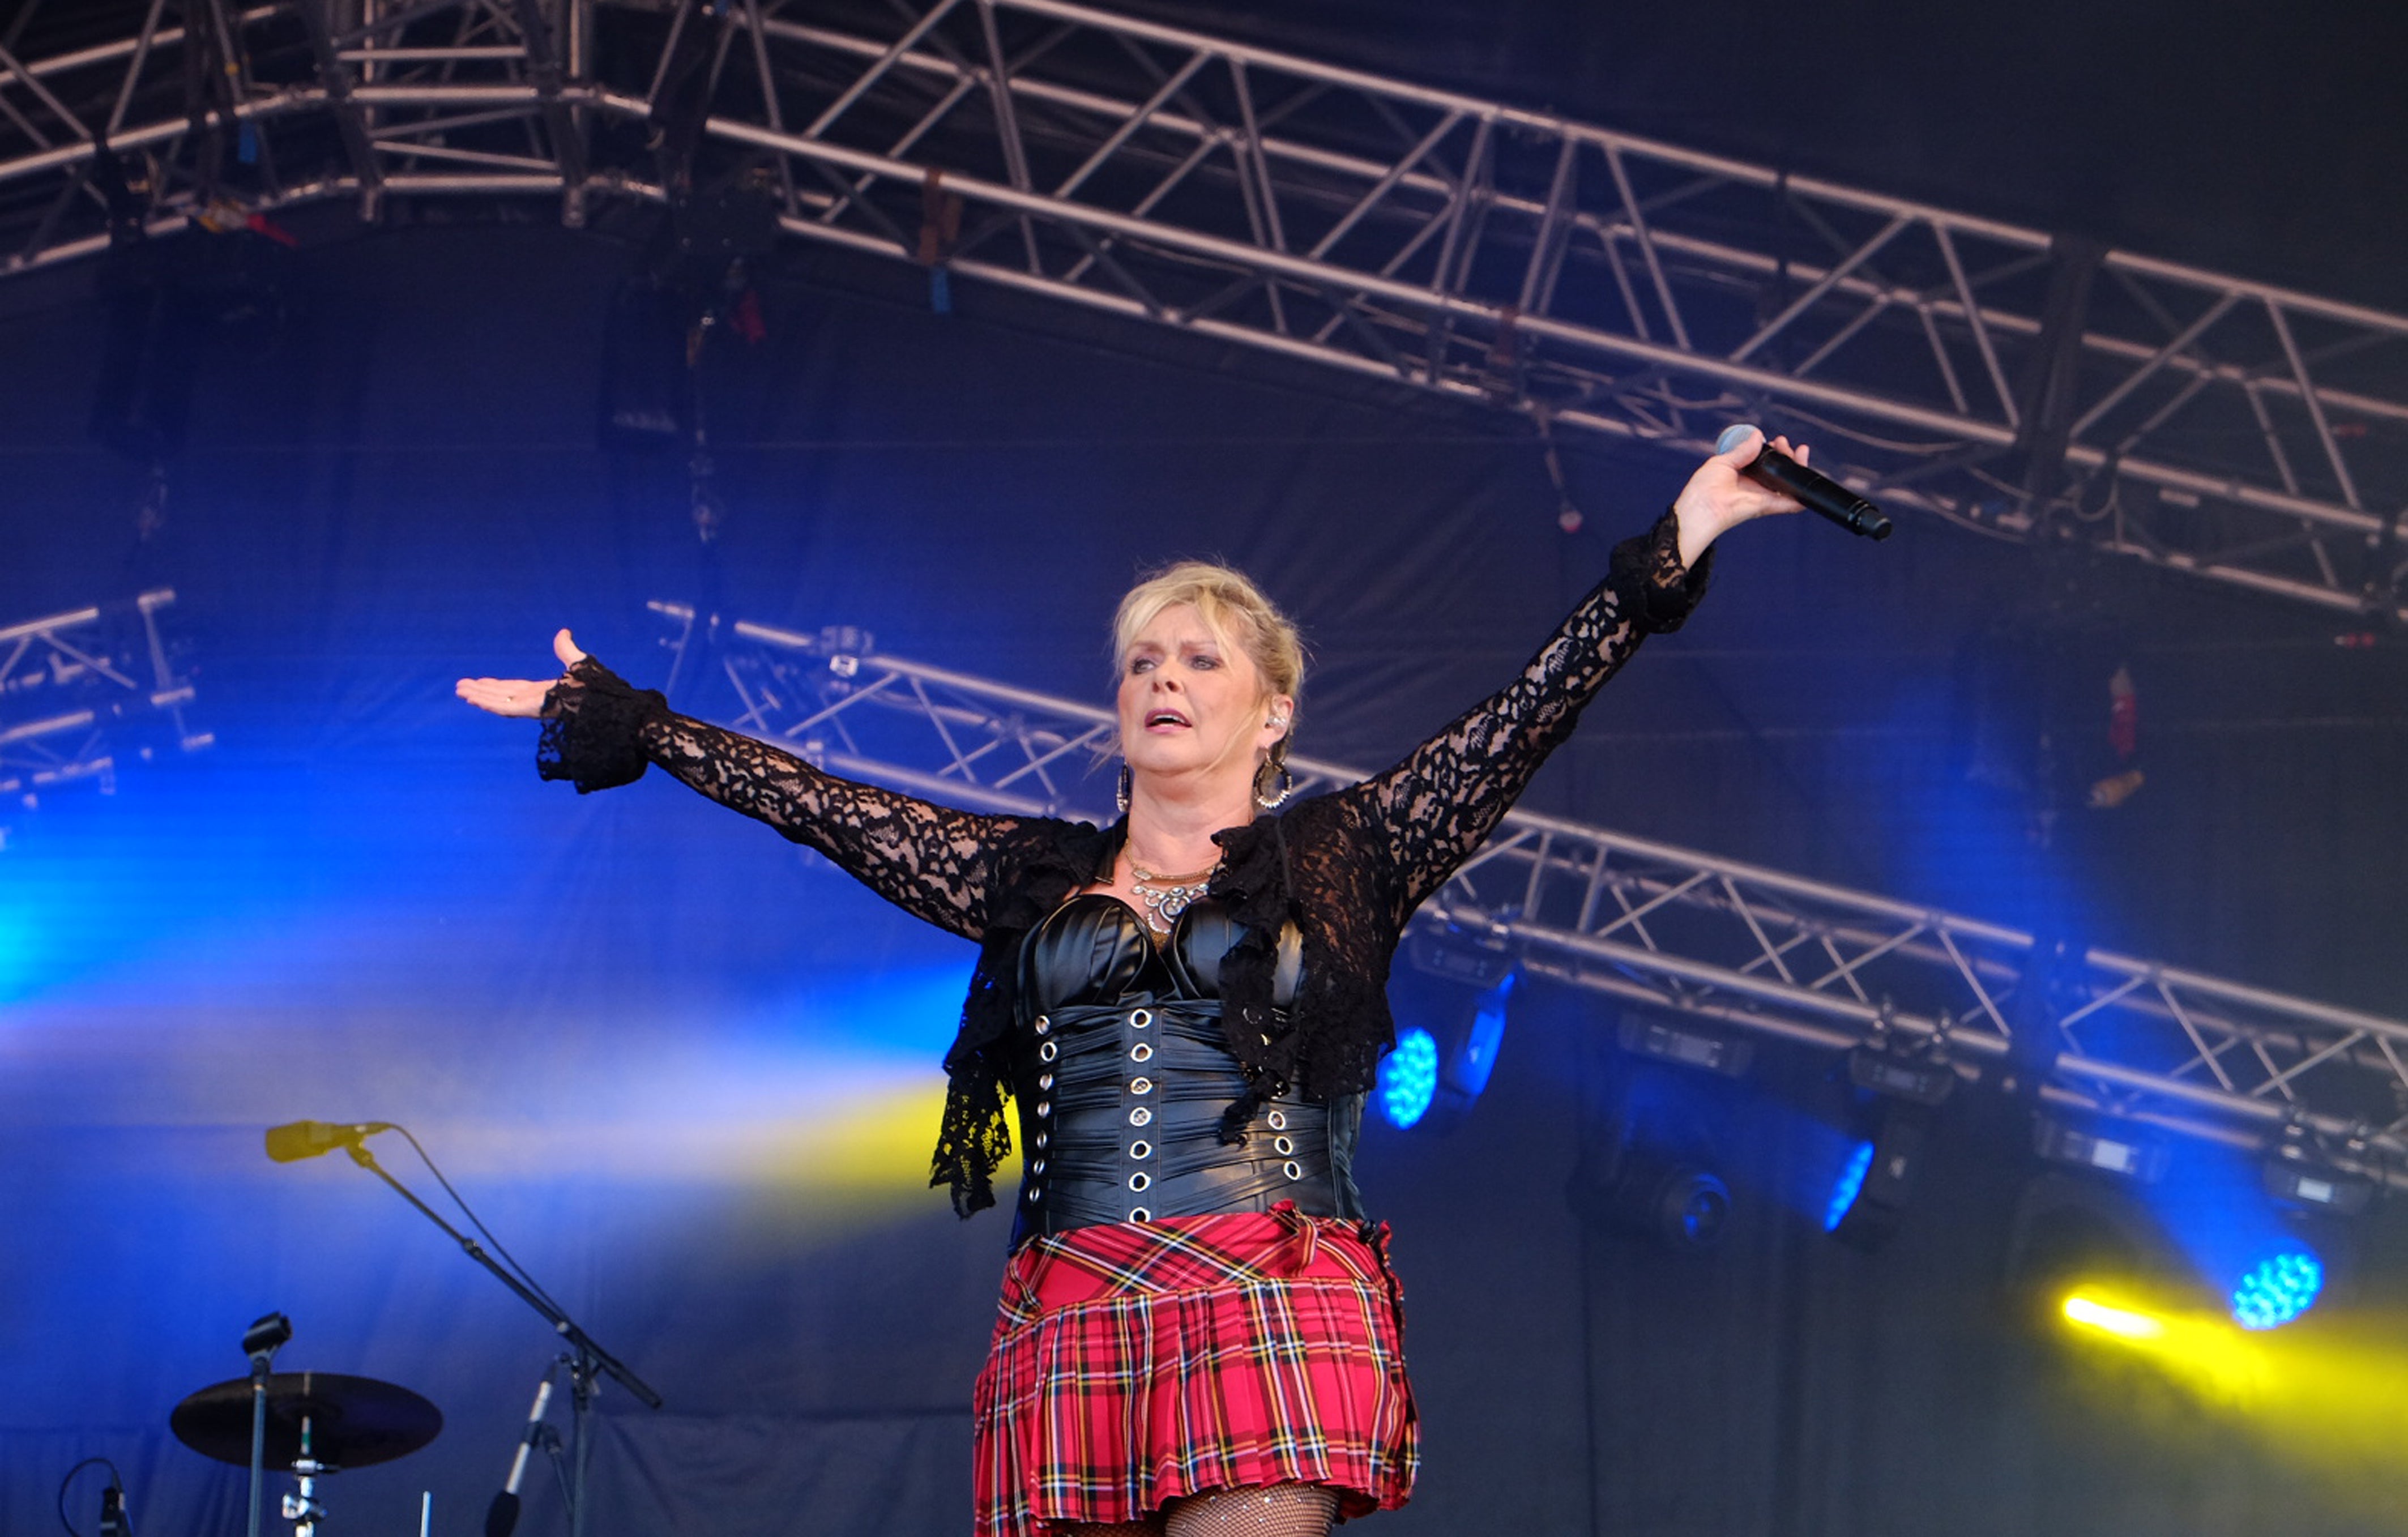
1116, 763, 1133, 816
1253, 757, 1295, 810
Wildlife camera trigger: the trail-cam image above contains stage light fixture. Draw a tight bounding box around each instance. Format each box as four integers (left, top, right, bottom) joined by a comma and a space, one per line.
1824, 1101, 1930, 1250
2260, 1138, 2375, 1217
1377, 1028, 1440, 1130
2230, 1246, 2324, 1330
1568, 1035, 1739, 1253
1376, 945, 1517, 1132
1568, 1128, 1732, 1252
1402, 930, 1514, 989
2005, 1172, 2179, 1325
1823, 1141, 1875, 1233
2034, 1112, 2169, 1182
1845, 1043, 1956, 1105
1821, 1040, 1953, 1250
1617, 1012, 1754, 1077
1603, 1147, 1732, 1252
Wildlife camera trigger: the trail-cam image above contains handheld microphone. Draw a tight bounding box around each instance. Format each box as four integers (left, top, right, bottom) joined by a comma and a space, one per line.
1715, 424, 1892, 540
485, 1377, 555, 1537
263, 1120, 394, 1163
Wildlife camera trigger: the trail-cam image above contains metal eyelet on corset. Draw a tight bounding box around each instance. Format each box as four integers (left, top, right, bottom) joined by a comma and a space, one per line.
1027, 1186, 1041, 1202
1038, 1071, 1054, 1091
1129, 1042, 1154, 1063
1034, 1014, 1051, 1035
1267, 1110, 1288, 1131
1129, 1207, 1151, 1222
1036, 1100, 1052, 1118
1035, 1132, 1049, 1150
1128, 1172, 1152, 1193
1129, 1008, 1152, 1028
1274, 1135, 1295, 1156
1129, 1107, 1152, 1127
1129, 1140, 1152, 1159
1129, 1076, 1153, 1095
1032, 1159, 1046, 1175
1282, 1161, 1303, 1180
1038, 1040, 1058, 1062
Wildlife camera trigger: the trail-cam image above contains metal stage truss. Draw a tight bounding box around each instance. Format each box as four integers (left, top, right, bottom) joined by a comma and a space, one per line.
0, 588, 210, 847
4, 1, 2407, 622
650, 600, 2408, 1193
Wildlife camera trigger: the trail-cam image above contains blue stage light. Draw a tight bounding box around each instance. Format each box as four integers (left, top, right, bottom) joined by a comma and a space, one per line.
1825, 1141, 1875, 1232
1378, 1027, 1440, 1129
2230, 1248, 2323, 1330
1453, 974, 1513, 1101
1822, 1105, 1932, 1251
1380, 962, 1515, 1132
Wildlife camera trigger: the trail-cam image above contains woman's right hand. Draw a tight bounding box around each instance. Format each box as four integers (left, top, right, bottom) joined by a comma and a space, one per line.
455, 629, 590, 719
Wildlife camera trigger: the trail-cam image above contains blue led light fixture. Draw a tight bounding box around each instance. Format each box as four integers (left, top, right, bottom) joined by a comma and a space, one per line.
1824, 1141, 1875, 1233
2230, 1248, 2324, 1330
1377, 1028, 1440, 1129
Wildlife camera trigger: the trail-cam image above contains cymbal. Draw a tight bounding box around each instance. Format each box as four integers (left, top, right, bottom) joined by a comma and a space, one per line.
170, 1372, 442, 1471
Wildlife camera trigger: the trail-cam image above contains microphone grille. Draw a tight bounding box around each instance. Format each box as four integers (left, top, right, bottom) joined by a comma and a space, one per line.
1715, 423, 1762, 456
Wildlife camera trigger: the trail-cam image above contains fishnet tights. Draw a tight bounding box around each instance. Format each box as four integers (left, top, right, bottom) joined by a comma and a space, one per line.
1061, 1482, 1340, 1537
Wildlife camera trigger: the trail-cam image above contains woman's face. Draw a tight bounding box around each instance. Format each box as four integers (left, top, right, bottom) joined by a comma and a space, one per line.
1117, 603, 1291, 792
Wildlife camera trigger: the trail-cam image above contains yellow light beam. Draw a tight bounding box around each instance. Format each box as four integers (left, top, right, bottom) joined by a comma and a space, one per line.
2052, 1282, 2408, 1518
2063, 1293, 2167, 1340
2057, 1287, 2270, 1407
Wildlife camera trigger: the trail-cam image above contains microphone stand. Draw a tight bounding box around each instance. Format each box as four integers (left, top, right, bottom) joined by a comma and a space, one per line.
343, 1144, 661, 1537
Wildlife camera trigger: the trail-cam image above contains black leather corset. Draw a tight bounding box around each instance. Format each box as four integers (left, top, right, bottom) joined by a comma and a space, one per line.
1008, 893, 1367, 1248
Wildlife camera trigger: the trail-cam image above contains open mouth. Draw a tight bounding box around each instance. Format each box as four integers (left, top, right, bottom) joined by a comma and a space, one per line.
1145, 709, 1192, 729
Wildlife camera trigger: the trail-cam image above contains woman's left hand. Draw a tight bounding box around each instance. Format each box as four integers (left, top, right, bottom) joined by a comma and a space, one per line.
1671, 429, 1809, 568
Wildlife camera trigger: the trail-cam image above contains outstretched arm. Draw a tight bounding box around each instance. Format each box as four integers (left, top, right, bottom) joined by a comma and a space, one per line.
1346, 433, 1806, 921
459, 631, 1023, 941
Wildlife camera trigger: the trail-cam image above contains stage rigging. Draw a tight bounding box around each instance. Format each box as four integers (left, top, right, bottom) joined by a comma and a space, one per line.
645, 598, 2408, 1198
2, 0, 2405, 622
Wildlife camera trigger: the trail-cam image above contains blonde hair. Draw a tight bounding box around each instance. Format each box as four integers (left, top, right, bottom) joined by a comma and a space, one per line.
1111, 560, 1305, 762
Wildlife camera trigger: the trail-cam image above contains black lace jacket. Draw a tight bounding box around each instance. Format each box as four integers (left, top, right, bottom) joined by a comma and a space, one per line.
539, 514, 1710, 1216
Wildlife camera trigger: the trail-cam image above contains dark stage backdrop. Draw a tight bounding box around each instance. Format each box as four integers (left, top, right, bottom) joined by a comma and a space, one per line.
3, 220, 2404, 1537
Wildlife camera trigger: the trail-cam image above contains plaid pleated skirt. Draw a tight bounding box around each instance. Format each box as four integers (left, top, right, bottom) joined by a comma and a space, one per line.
971, 1202, 1420, 1536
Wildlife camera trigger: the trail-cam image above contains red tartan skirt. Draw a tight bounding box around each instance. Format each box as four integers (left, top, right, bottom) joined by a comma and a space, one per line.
971, 1202, 1419, 1536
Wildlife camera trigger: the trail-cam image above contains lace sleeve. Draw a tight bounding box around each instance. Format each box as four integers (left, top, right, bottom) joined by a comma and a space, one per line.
537, 657, 1021, 941
1343, 510, 1712, 923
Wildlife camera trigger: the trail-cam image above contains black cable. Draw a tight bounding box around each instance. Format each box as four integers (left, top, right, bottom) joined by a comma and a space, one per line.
55, 1457, 121, 1537
392, 1125, 566, 1316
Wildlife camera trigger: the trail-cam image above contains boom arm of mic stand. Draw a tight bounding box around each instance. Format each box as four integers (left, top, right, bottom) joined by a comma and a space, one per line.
342, 1146, 664, 1408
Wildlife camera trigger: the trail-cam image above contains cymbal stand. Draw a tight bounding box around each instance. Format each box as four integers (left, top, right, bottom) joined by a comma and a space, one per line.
339, 1144, 661, 1537
241, 1312, 293, 1537
281, 1417, 327, 1537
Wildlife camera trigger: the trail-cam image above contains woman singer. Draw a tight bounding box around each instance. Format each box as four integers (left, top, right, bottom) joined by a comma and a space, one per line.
457, 430, 1808, 1537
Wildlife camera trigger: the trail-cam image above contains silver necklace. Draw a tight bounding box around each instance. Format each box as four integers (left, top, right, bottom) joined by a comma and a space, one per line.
1127, 858, 1219, 934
